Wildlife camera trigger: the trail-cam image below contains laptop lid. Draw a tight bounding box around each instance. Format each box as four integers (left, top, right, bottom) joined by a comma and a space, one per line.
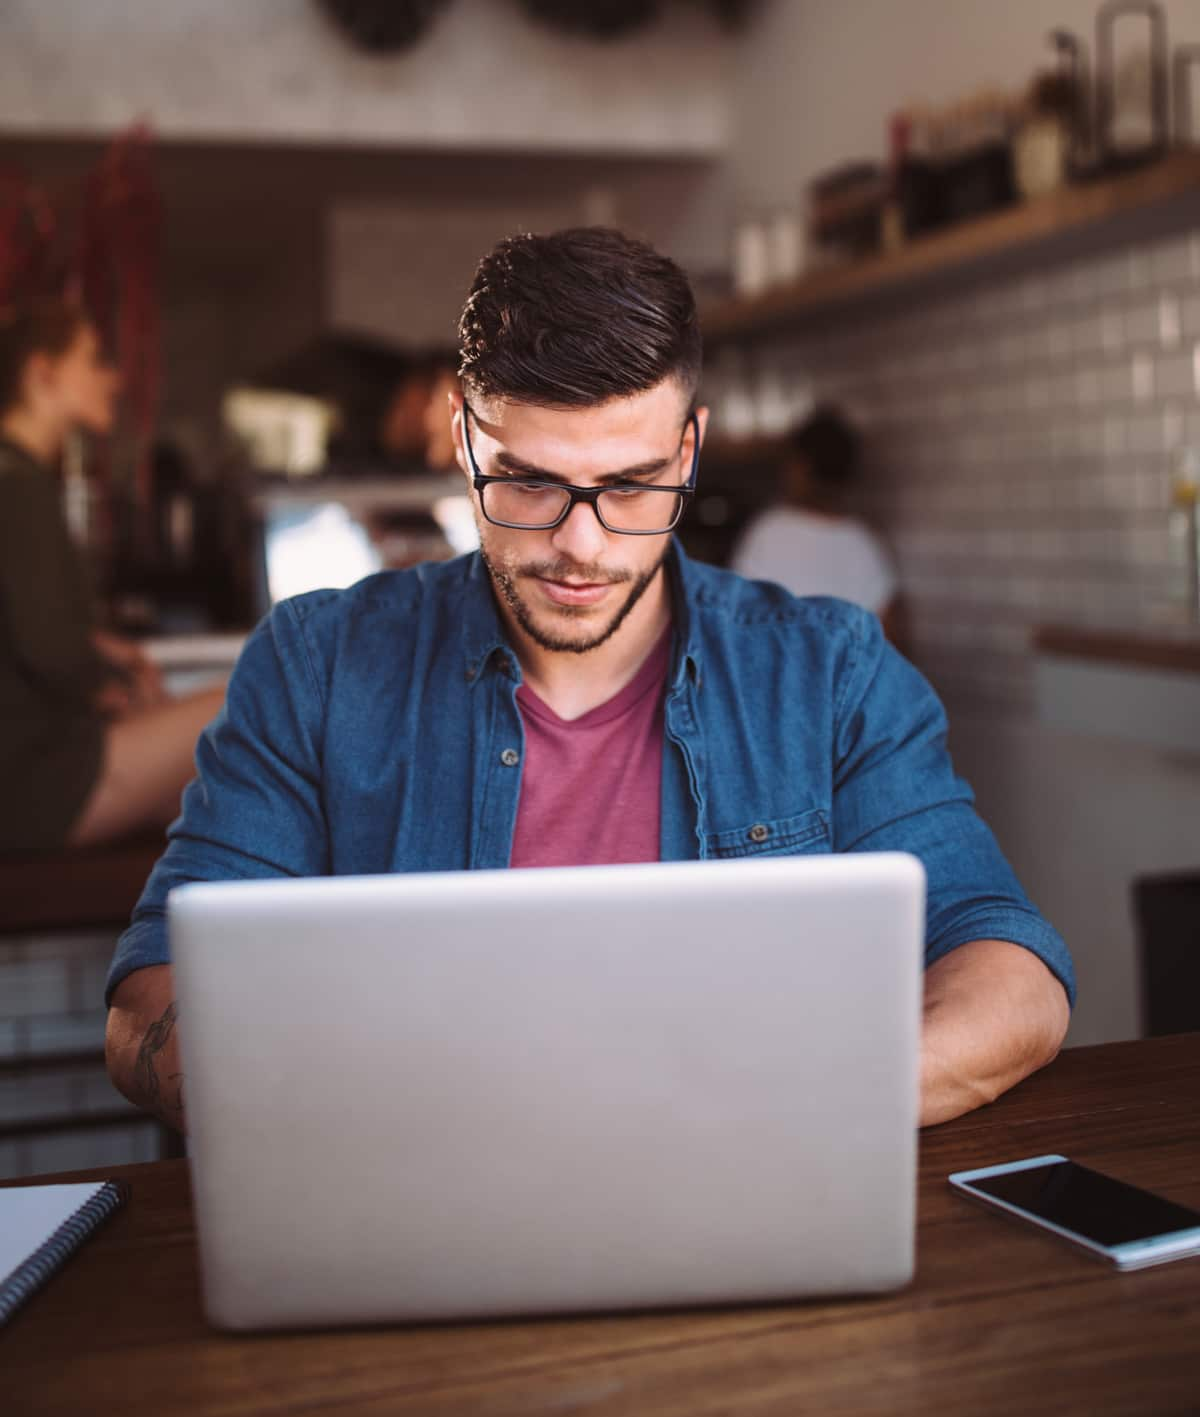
169, 853, 924, 1329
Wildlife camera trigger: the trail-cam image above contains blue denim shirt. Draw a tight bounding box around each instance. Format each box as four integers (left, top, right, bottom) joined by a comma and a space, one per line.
107, 544, 1074, 1005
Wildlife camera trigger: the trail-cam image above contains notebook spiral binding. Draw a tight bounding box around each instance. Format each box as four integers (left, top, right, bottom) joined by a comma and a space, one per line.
0, 1181, 128, 1326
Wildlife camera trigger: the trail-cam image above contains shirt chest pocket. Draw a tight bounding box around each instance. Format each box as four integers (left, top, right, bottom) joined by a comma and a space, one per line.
704, 807, 830, 860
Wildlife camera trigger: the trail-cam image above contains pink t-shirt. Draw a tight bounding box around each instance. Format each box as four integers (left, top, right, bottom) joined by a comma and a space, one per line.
509, 627, 672, 869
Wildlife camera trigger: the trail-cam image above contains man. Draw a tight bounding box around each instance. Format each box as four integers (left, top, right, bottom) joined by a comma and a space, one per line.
105, 227, 1072, 1134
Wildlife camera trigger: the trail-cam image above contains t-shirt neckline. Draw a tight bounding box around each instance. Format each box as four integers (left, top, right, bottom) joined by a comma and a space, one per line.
516, 623, 673, 729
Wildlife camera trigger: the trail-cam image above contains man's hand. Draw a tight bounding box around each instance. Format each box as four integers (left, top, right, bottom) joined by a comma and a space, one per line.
919, 939, 1070, 1128
106, 964, 186, 1133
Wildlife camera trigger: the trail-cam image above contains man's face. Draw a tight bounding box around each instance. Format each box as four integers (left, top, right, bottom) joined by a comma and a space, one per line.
452, 380, 705, 655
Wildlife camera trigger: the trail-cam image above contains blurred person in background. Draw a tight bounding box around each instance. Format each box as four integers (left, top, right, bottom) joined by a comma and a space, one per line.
377, 348, 462, 473
731, 406, 902, 645
0, 298, 223, 852
376, 352, 432, 468
420, 351, 463, 472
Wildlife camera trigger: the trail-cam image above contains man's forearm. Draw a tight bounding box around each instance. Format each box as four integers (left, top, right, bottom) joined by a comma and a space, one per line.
106, 965, 187, 1133
919, 939, 1070, 1129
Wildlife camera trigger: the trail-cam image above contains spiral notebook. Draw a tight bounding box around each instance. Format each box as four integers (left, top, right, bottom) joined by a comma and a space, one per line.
0, 1181, 127, 1325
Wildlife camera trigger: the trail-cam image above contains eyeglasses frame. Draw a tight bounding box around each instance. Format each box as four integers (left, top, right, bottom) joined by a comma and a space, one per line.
460, 399, 700, 536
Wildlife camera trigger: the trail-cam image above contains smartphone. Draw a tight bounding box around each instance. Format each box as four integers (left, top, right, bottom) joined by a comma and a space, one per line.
948, 1154, 1200, 1270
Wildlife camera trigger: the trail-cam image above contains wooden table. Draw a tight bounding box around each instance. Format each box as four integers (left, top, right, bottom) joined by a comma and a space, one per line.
4, 1035, 1199, 1416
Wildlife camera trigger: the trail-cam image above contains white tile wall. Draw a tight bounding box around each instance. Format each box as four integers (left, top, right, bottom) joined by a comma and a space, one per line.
710, 223, 1200, 711
0, 931, 154, 1181
24, 1123, 160, 1180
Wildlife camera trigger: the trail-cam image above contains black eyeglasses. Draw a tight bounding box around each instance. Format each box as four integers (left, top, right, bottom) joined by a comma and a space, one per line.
461, 400, 699, 536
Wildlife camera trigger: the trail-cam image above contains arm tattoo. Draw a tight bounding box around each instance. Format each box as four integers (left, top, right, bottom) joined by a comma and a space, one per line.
135, 1001, 183, 1116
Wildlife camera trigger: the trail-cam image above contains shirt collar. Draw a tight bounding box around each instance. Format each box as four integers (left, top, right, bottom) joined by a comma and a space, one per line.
459, 538, 703, 691
460, 553, 520, 686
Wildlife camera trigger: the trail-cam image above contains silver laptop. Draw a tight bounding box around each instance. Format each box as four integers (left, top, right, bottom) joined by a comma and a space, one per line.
169, 853, 925, 1330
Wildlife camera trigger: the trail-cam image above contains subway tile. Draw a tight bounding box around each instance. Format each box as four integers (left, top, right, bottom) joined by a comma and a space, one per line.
1076, 422, 1105, 458
733, 235, 1200, 714
1028, 479, 1054, 510
1092, 253, 1132, 297
1051, 372, 1079, 408
1163, 406, 1187, 452
1124, 296, 1162, 346
1100, 309, 1125, 353
1155, 350, 1198, 400
1135, 472, 1164, 511
1015, 275, 1048, 313
81, 1069, 138, 1116
0, 960, 71, 1018
76, 956, 115, 1012
999, 330, 1029, 366
1040, 265, 1077, 306
1100, 362, 1135, 403
26, 1129, 121, 1179
1134, 525, 1169, 563
25, 1011, 107, 1057
1102, 416, 1128, 455
0, 1140, 27, 1181
18, 931, 115, 965
1064, 262, 1102, 304
1158, 294, 1182, 348
1126, 414, 1166, 455
1069, 314, 1106, 356
1024, 324, 1055, 362
1024, 376, 1052, 411
1149, 233, 1200, 286
1127, 249, 1153, 291
0, 1073, 74, 1125
1046, 321, 1074, 360
0, 1019, 20, 1058
1131, 353, 1155, 402
1051, 422, 1082, 457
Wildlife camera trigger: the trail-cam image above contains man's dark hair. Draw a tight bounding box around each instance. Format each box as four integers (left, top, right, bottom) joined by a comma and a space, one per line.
789, 405, 860, 489
458, 227, 701, 410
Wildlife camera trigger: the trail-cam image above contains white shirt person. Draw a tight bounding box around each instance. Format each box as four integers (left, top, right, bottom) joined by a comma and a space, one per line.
731, 407, 902, 643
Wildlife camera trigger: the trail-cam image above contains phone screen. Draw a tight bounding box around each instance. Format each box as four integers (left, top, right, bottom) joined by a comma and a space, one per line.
968, 1160, 1200, 1246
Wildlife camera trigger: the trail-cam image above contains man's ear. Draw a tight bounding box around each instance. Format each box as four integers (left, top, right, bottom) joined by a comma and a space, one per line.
693, 404, 710, 448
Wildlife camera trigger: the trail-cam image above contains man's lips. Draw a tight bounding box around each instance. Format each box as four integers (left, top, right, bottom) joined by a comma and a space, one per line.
534, 576, 616, 607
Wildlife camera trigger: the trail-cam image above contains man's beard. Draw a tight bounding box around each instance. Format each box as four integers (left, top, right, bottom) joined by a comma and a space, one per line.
481, 545, 669, 655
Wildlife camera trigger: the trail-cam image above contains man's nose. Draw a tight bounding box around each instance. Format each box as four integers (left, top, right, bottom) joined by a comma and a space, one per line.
550, 497, 609, 563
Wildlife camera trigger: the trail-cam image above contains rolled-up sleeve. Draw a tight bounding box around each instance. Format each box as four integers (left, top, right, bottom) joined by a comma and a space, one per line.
105, 596, 330, 1003
832, 611, 1075, 1005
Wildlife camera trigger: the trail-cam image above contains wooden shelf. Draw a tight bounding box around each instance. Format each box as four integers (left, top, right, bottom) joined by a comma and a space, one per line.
702, 150, 1200, 342
1034, 623, 1200, 676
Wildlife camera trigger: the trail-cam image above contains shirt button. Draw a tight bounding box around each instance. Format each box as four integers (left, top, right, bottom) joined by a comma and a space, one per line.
500, 748, 520, 767
748, 823, 770, 844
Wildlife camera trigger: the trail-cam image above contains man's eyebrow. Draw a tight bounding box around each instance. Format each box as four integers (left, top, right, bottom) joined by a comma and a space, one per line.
492, 449, 674, 485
